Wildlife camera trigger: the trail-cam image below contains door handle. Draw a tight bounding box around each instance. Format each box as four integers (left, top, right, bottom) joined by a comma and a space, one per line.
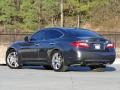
35, 43, 39, 46
49, 43, 56, 45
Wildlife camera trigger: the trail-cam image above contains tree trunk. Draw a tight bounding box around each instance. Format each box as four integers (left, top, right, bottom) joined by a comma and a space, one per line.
38, 0, 42, 29
14, 0, 21, 11
51, 16, 54, 27
60, 0, 64, 27
77, 14, 80, 28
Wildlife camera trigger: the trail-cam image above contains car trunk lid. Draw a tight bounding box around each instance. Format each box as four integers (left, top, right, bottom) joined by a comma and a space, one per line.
76, 37, 107, 51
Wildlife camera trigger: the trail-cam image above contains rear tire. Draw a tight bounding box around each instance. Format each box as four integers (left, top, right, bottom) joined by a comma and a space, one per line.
6, 50, 22, 69
51, 51, 68, 72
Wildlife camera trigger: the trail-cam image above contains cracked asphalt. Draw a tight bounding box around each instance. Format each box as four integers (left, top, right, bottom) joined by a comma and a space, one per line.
0, 65, 120, 90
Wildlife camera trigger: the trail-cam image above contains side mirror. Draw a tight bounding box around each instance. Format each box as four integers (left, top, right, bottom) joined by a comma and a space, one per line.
24, 36, 29, 42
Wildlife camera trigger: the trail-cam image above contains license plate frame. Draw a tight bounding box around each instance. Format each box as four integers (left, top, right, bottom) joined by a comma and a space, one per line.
94, 44, 101, 50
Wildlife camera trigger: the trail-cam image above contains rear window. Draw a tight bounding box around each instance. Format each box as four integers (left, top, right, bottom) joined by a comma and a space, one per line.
66, 29, 101, 38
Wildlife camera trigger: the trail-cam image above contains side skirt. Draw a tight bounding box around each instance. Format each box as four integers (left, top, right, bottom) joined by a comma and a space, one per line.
21, 60, 50, 66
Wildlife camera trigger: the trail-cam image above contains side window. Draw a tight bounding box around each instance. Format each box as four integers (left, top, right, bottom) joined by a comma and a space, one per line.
31, 30, 45, 41
45, 30, 63, 40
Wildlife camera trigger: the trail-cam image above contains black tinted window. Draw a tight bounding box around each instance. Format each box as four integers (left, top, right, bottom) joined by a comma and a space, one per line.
31, 30, 45, 41
66, 29, 101, 38
45, 30, 63, 40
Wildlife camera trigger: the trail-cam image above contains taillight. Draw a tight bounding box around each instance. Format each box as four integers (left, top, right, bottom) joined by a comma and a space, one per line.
70, 41, 89, 48
106, 43, 114, 48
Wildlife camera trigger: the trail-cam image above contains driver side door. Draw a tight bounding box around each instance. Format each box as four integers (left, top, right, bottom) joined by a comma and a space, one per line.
20, 30, 46, 61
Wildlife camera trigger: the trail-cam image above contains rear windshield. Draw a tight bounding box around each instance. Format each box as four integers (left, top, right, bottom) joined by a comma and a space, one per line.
66, 29, 101, 38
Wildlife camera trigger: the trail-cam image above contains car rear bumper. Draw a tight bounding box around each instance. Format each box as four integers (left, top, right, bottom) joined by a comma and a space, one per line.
65, 50, 116, 65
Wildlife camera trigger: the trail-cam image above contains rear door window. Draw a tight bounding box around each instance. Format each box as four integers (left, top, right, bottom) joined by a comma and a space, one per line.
45, 30, 63, 40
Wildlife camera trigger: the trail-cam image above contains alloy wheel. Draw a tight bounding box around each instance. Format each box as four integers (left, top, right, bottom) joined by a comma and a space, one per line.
52, 53, 62, 70
7, 51, 19, 68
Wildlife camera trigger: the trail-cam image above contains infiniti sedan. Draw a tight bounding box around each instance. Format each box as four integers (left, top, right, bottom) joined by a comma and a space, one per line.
6, 28, 116, 72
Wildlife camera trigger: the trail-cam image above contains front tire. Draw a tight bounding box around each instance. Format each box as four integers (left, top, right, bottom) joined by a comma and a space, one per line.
6, 50, 22, 69
51, 51, 68, 72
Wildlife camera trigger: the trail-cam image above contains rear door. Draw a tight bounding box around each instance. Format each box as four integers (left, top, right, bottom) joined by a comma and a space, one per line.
37, 29, 64, 60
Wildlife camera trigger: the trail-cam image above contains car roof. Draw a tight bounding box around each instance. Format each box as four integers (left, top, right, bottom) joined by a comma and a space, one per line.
41, 27, 91, 33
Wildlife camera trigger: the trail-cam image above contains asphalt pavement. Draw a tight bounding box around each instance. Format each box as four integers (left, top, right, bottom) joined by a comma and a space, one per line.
0, 65, 120, 90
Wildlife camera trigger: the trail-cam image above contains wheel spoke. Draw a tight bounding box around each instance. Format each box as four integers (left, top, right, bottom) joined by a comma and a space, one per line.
14, 62, 19, 67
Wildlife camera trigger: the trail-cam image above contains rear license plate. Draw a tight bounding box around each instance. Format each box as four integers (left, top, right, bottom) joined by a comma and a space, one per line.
94, 44, 101, 50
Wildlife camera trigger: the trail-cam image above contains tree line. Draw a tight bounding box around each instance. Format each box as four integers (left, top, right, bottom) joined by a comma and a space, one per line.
0, 0, 120, 32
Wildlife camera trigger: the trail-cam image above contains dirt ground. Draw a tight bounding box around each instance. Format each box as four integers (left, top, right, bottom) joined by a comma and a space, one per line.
0, 45, 8, 64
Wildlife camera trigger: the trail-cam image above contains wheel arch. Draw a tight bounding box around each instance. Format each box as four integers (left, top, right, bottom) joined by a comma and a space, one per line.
6, 47, 18, 57
48, 48, 63, 59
